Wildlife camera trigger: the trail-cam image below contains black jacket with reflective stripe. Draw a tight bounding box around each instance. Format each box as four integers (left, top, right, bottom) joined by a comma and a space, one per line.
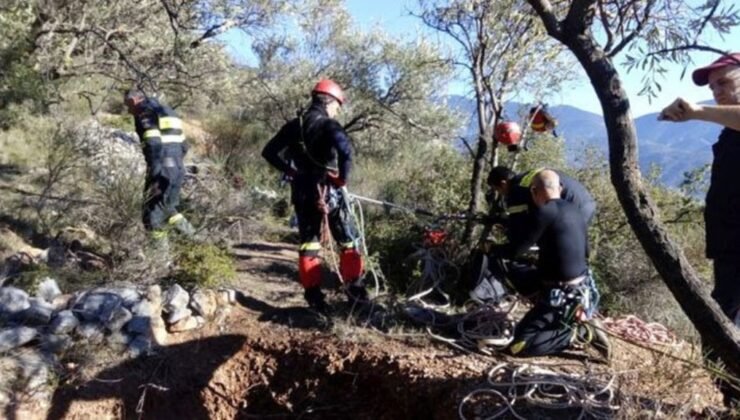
133, 98, 186, 171
706, 128, 740, 259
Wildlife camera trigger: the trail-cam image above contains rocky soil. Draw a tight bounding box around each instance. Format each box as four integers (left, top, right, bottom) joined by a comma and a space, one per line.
0, 240, 727, 419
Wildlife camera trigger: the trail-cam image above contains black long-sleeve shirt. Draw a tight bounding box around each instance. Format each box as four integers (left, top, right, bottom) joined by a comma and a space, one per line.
495, 198, 588, 283
261, 104, 353, 182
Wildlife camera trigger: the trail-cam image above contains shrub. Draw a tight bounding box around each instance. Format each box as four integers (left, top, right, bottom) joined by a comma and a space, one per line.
172, 241, 236, 288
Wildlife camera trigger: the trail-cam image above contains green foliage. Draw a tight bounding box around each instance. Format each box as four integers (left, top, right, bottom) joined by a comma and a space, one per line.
173, 242, 237, 288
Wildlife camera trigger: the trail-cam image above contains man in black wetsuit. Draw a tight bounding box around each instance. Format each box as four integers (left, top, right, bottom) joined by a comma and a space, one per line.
490, 170, 609, 357
262, 79, 365, 314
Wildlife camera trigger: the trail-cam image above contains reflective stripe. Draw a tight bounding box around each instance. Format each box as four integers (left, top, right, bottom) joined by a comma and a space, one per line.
507, 204, 529, 214
161, 134, 185, 144
519, 168, 545, 187
159, 116, 183, 130
150, 230, 167, 240
143, 129, 161, 139
299, 242, 321, 251
509, 340, 527, 355
168, 213, 185, 225
340, 241, 355, 249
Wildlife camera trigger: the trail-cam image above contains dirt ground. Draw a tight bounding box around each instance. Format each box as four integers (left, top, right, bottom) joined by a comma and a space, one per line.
7, 240, 727, 420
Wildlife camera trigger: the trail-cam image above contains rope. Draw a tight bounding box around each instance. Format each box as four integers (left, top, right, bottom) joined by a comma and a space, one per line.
600, 315, 678, 347
459, 362, 620, 420
317, 185, 342, 284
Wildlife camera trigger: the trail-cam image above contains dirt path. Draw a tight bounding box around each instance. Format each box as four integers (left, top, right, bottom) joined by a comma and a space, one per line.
14, 240, 725, 419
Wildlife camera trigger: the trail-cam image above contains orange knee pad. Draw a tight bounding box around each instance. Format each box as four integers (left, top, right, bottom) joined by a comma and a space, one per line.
339, 249, 363, 283
298, 255, 322, 288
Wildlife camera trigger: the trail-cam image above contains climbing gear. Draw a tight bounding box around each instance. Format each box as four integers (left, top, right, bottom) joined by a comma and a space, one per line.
312, 79, 346, 104
529, 105, 558, 134
494, 121, 522, 146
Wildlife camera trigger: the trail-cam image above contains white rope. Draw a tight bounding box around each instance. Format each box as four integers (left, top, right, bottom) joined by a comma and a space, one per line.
459, 363, 620, 420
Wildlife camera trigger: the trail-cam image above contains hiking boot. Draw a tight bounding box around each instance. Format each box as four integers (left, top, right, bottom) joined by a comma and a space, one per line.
346, 279, 369, 304
576, 319, 611, 360
304, 287, 331, 315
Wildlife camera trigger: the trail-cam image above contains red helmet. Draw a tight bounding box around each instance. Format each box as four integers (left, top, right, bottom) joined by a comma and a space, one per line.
312, 79, 345, 105
494, 121, 522, 145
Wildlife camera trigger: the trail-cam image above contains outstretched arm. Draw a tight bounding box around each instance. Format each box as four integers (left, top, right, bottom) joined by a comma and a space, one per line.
659, 98, 740, 131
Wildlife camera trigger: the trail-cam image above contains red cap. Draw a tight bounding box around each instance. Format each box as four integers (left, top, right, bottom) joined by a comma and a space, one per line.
692, 53, 740, 86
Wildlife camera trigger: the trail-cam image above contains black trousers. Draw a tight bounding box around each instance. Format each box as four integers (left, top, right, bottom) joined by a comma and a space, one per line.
143, 156, 185, 231
292, 180, 358, 256
704, 258, 740, 407
712, 259, 740, 325
509, 298, 576, 357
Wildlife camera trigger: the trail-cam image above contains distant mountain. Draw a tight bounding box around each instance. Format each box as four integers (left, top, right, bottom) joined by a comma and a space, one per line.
448, 96, 719, 187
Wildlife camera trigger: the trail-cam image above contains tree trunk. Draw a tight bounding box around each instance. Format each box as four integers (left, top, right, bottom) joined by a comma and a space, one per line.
462, 71, 491, 242
561, 31, 740, 377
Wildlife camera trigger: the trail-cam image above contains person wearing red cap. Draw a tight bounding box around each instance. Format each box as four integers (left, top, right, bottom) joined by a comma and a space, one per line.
262, 79, 366, 314
660, 54, 740, 407
660, 53, 740, 330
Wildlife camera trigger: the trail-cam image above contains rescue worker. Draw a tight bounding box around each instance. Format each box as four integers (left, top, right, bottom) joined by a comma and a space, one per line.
494, 170, 609, 358
471, 166, 596, 301
261, 79, 365, 314
659, 52, 740, 407
124, 90, 194, 252
487, 166, 596, 235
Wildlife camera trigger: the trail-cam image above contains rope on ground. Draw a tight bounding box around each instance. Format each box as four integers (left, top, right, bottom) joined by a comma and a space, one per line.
418, 300, 518, 355
458, 362, 620, 420
600, 315, 678, 347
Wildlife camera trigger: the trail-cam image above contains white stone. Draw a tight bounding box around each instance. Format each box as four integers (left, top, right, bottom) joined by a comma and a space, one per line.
50, 310, 79, 335
163, 284, 189, 313
0, 287, 30, 314
36, 277, 62, 303
0, 327, 38, 352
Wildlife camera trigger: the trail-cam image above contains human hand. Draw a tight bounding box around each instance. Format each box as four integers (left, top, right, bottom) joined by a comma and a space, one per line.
658, 98, 702, 122
326, 172, 346, 188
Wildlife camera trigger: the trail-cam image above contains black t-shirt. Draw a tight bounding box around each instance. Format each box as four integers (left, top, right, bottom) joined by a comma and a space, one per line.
706, 128, 740, 259
496, 198, 588, 283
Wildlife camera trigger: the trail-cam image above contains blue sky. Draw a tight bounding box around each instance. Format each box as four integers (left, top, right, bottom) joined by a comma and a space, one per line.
225, 0, 740, 117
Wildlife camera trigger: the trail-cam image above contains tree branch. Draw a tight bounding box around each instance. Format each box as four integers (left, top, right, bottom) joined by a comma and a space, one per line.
526, 0, 563, 39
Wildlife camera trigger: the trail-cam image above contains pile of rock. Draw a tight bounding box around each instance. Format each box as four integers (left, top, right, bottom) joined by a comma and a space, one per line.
0, 278, 237, 358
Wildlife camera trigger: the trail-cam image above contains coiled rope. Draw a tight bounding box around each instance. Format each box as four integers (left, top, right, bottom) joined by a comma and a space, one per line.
459, 362, 620, 420
600, 315, 677, 347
